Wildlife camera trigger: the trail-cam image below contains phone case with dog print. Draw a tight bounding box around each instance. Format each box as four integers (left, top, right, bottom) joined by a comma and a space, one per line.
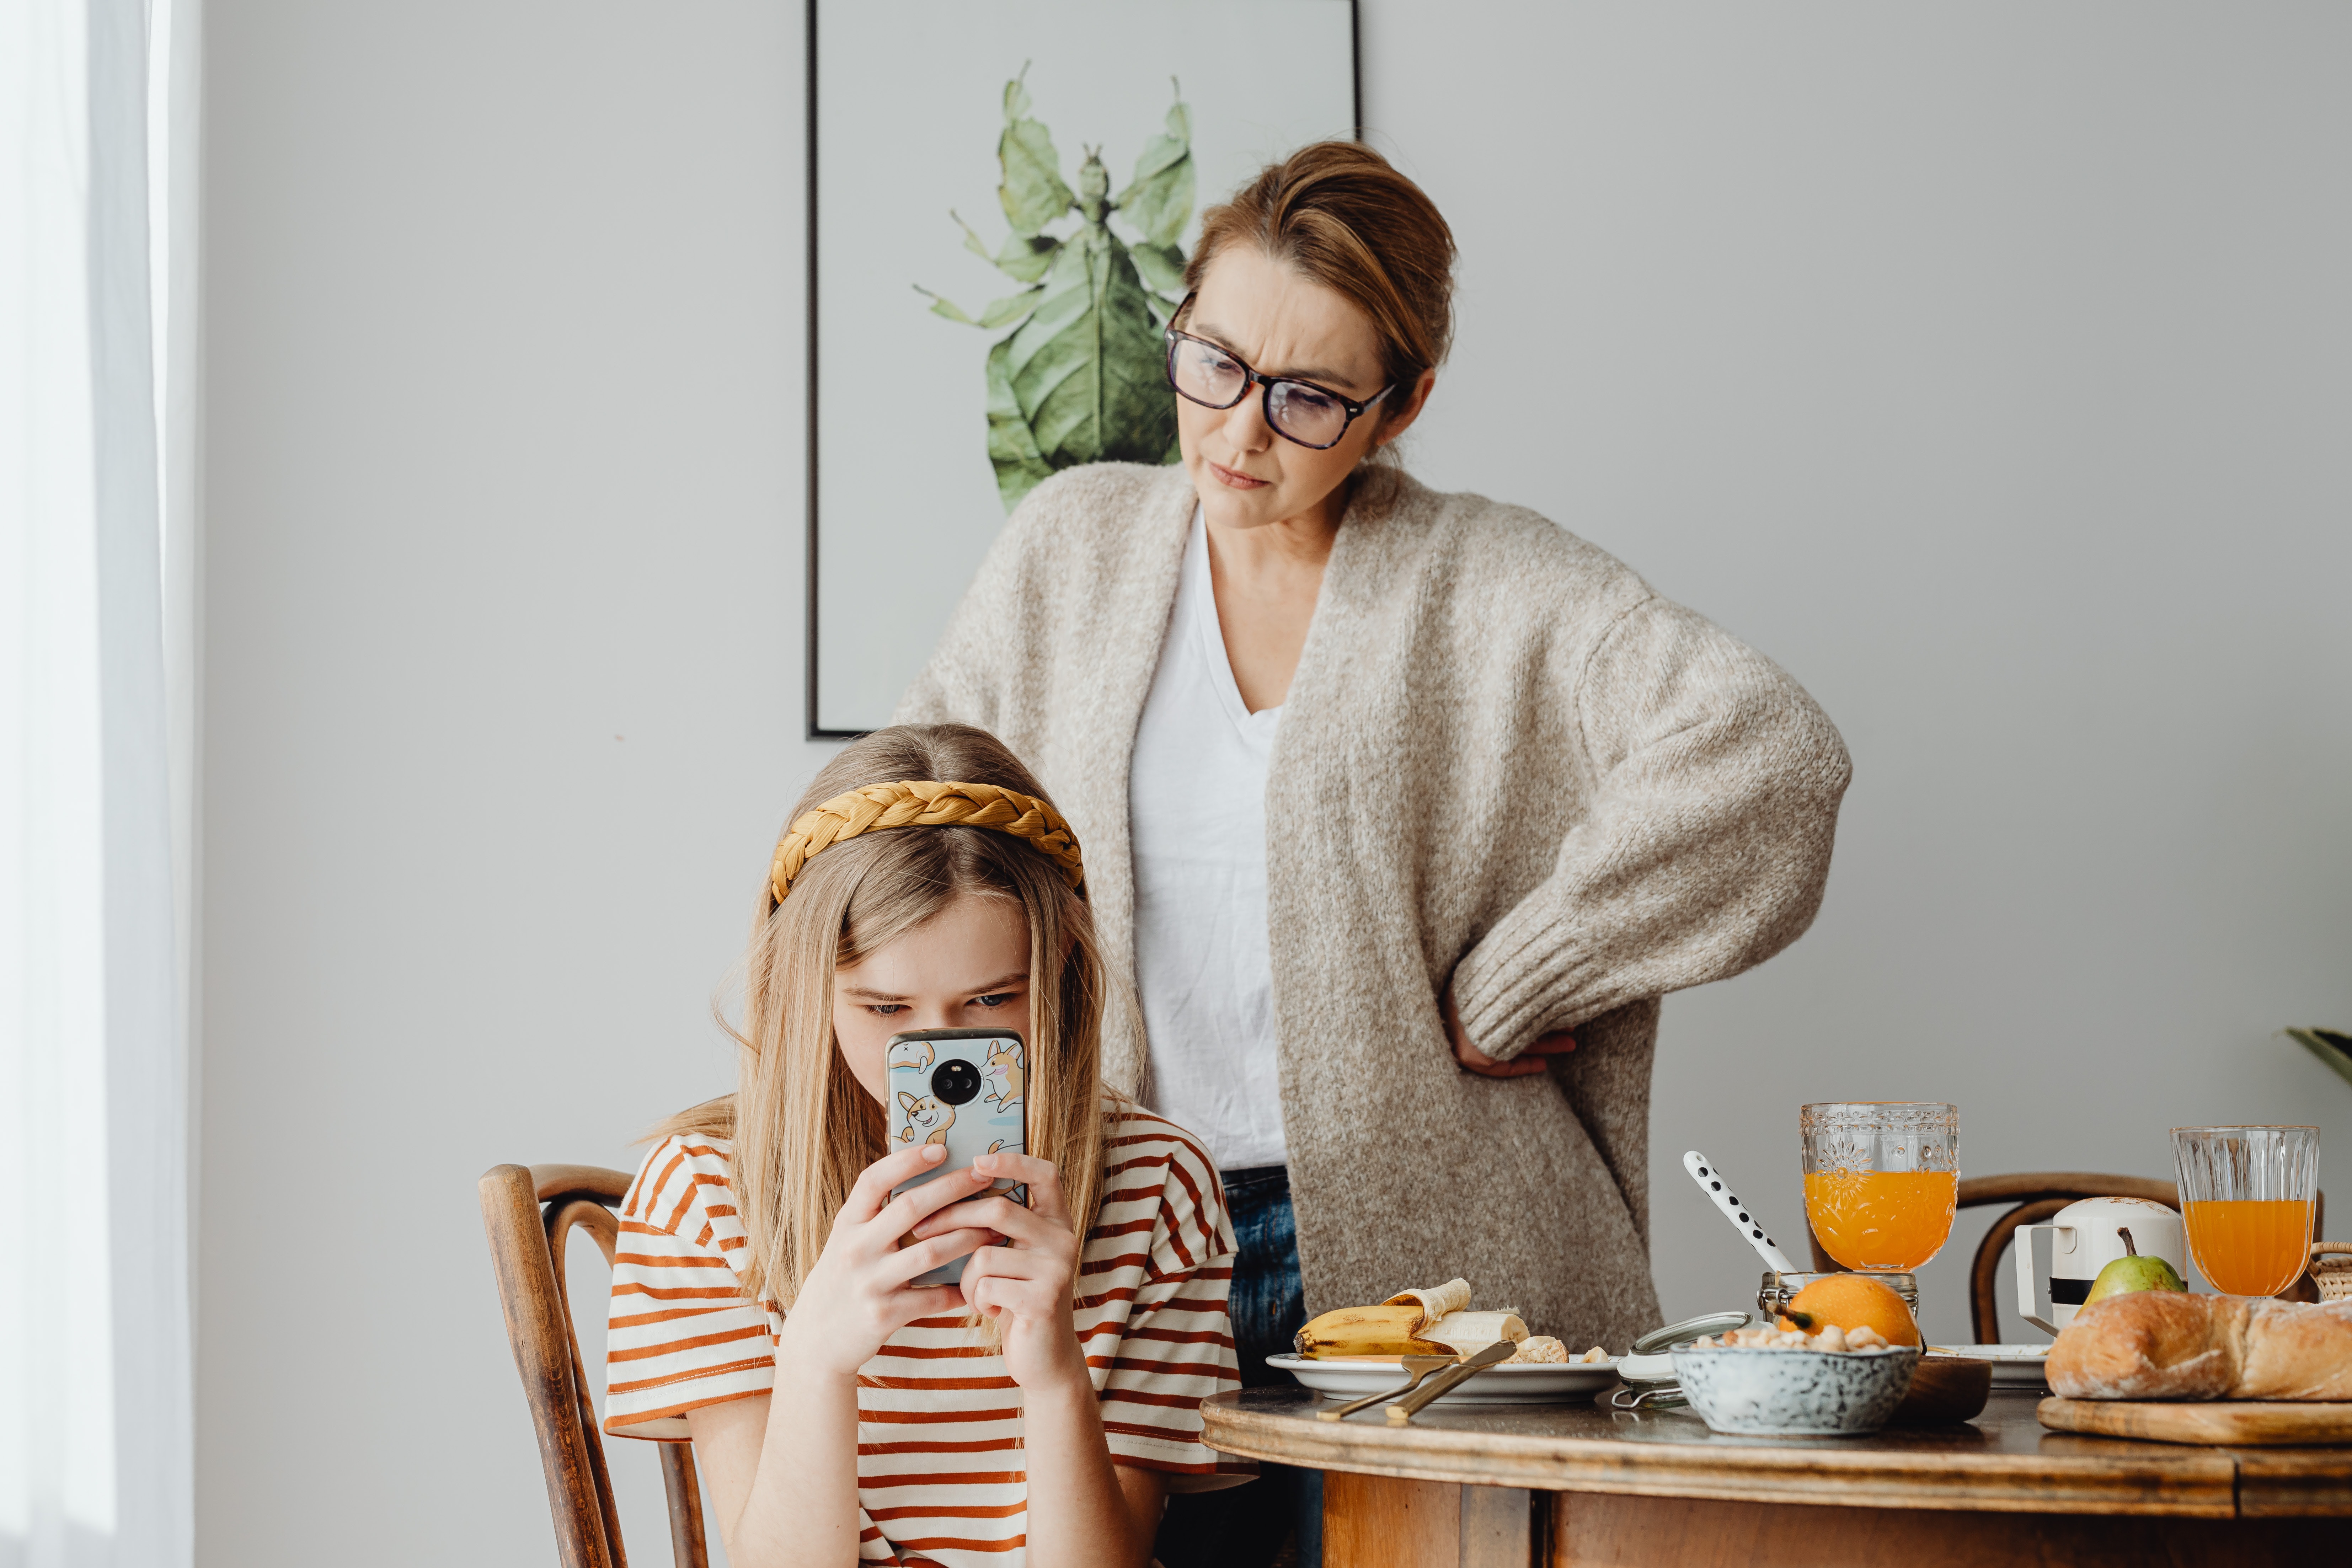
884, 1028, 1029, 1288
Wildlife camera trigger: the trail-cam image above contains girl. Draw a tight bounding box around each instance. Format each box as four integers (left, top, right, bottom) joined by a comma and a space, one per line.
604, 725, 1242, 1568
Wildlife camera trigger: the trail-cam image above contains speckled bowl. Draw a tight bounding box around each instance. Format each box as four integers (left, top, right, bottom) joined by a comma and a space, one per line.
1672, 1344, 1921, 1436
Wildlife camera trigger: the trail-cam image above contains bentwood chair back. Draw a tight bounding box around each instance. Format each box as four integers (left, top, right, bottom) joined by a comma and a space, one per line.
1806, 1172, 2329, 1342
480, 1162, 710, 1568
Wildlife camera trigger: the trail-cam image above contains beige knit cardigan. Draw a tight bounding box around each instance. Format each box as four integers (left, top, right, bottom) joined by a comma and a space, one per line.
896, 462, 1851, 1349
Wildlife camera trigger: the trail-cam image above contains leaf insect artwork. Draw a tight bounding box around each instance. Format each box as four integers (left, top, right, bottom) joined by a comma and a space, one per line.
918, 68, 1194, 512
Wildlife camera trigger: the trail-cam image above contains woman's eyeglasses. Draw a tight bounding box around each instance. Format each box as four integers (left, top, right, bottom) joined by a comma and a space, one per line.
1162, 294, 1393, 451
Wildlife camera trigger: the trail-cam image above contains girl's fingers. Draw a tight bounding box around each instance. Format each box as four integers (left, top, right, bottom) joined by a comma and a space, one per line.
972, 1152, 1064, 1218
949, 1194, 1069, 1250
958, 1244, 1055, 1285
873, 1163, 995, 1237
888, 1284, 967, 1324
963, 1272, 1063, 1321
885, 1227, 990, 1287
971, 1150, 1053, 1184
843, 1143, 951, 1222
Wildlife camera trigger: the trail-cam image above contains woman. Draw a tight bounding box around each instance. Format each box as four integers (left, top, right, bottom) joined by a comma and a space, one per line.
898, 142, 1849, 1561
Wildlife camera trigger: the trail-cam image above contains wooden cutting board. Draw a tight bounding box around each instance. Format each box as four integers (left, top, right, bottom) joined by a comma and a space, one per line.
2038, 1396, 2352, 1446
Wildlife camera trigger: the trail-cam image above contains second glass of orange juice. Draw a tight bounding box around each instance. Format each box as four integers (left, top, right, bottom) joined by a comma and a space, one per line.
2172, 1125, 2319, 1297
1801, 1102, 1960, 1272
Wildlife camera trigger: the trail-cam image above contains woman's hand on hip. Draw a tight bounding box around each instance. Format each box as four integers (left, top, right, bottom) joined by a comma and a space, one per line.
913, 1150, 1086, 1389
778, 1142, 996, 1379
1443, 984, 1575, 1079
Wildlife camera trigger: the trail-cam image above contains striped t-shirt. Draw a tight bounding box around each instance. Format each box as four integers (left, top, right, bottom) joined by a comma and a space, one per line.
603, 1108, 1244, 1567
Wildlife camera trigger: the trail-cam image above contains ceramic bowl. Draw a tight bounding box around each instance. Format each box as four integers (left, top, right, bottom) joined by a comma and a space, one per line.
1672, 1344, 1920, 1436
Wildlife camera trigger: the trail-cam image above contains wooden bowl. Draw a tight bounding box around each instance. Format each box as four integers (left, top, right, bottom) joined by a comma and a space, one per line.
1888, 1355, 1993, 1425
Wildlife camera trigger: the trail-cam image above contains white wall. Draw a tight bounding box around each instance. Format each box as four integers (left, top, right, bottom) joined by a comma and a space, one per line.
199, 3, 819, 1561
198, 4, 2351, 1563
1356, 2, 2352, 1340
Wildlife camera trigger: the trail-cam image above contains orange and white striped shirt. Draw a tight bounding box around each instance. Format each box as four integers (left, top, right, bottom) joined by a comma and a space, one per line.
604, 1109, 1244, 1567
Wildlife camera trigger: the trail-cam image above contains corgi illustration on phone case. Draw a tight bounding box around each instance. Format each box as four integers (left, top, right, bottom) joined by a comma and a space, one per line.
886, 1029, 1029, 1288
982, 1038, 1024, 1116
894, 1092, 955, 1147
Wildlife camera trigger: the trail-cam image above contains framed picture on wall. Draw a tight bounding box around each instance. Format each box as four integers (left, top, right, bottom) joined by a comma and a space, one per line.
806, 0, 1361, 737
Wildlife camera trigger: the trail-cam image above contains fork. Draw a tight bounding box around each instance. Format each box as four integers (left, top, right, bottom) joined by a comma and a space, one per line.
1314, 1355, 1459, 1422
1385, 1338, 1521, 1423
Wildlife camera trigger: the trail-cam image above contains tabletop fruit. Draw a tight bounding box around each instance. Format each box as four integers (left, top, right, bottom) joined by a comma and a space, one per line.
1295, 1304, 1447, 1359
1778, 1273, 1921, 1348
2081, 1227, 2187, 1305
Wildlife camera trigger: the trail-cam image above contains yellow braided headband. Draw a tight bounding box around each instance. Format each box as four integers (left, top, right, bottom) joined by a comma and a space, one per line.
767, 780, 1085, 908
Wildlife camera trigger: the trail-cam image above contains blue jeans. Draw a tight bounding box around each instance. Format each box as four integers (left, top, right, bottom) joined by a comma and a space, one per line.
1153, 1166, 1321, 1568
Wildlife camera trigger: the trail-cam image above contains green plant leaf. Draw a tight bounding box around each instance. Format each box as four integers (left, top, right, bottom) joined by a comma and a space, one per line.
2287, 1027, 2352, 1091
953, 211, 1061, 284
993, 232, 1061, 284
941, 69, 1188, 512
915, 283, 1043, 332
998, 66, 1074, 236
996, 232, 1177, 477
914, 285, 977, 325
985, 335, 1055, 511
975, 287, 1045, 329
1130, 241, 1188, 295
1115, 82, 1194, 248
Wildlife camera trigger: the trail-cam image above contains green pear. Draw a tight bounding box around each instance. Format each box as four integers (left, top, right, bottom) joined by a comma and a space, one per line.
2081, 1225, 2186, 1306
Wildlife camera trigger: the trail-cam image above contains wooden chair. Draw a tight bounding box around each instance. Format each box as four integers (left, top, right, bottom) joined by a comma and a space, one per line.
1805, 1172, 2330, 1343
481, 1162, 710, 1568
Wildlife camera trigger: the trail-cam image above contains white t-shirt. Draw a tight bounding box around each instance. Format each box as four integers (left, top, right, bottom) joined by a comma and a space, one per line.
1129, 510, 1287, 1173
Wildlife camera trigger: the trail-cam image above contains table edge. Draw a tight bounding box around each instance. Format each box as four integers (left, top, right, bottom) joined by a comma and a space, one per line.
1200, 1400, 2243, 1518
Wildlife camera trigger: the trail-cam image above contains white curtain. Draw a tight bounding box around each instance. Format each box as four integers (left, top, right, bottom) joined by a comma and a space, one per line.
2, 1, 200, 1564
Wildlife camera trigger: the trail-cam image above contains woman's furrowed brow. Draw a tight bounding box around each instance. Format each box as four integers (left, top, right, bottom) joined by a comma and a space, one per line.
1188, 319, 1362, 389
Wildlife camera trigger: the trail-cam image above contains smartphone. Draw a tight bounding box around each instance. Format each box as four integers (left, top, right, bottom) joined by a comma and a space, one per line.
884, 1027, 1029, 1288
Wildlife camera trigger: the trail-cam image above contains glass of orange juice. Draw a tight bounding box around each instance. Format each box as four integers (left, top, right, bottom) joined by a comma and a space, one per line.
2172, 1126, 2319, 1297
1801, 1102, 1960, 1271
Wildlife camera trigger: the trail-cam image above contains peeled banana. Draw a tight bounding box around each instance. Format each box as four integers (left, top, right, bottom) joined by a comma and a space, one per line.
1294, 1304, 1449, 1359
1420, 1310, 1529, 1356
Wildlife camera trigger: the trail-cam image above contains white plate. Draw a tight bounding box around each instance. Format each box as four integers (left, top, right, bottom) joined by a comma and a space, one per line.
1932, 1344, 2051, 1385
1266, 1353, 1619, 1406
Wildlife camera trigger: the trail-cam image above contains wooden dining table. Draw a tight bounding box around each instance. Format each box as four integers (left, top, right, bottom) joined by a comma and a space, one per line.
1201, 1385, 2350, 1567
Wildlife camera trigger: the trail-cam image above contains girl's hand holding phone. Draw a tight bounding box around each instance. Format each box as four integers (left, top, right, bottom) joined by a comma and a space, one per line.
777, 1142, 998, 1379
911, 1150, 1084, 1390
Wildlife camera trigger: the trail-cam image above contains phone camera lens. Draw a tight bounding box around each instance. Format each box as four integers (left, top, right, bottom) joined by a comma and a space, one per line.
931, 1058, 982, 1106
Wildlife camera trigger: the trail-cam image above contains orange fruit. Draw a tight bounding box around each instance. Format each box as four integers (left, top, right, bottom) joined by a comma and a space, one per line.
1778, 1273, 1920, 1347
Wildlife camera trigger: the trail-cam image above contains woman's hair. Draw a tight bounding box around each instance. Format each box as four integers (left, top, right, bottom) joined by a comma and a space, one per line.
1184, 140, 1457, 402
654, 724, 1112, 1314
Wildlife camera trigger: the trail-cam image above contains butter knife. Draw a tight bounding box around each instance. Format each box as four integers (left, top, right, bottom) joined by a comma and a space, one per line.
1385, 1338, 1518, 1423
1314, 1355, 1458, 1422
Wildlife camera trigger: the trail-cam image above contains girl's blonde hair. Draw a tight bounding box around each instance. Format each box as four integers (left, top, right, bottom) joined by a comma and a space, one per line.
653, 724, 1112, 1314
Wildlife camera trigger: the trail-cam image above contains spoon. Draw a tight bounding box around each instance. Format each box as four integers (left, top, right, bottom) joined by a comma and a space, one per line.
1682, 1150, 1800, 1275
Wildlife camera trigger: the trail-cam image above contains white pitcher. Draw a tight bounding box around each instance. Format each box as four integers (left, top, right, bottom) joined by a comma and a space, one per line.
2014, 1195, 2187, 1336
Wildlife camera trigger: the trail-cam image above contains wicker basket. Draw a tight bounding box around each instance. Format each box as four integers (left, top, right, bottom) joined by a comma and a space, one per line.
2313, 1242, 2352, 1304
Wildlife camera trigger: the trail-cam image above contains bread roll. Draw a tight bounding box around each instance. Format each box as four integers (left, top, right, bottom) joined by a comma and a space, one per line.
2239, 1297, 2352, 1400
2046, 1293, 2352, 1401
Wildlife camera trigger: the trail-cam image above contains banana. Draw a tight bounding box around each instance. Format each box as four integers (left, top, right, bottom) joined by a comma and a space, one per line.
1420, 1310, 1529, 1356
1294, 1304, 1450, 1360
